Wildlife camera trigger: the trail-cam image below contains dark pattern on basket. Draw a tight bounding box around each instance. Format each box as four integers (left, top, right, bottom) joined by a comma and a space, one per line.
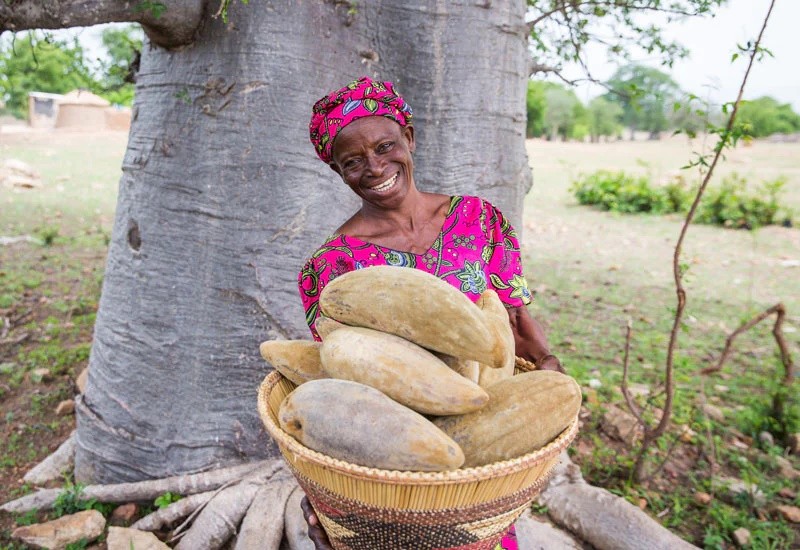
294, 469, 555, 550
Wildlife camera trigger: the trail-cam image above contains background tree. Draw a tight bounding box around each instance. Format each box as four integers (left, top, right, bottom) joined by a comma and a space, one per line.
736, 96, 800, 137
587, 97, 623, 142
526, 80, 547, 137
543, 83, 584, 140
92, 24, 143, 106
0, 32, 95, 118
1, 0, 730, 484
604, 64, 682, 140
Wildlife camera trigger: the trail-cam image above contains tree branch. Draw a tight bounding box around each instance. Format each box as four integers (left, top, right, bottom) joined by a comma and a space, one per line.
0, 0, 206, 49
631, 0, 777, 482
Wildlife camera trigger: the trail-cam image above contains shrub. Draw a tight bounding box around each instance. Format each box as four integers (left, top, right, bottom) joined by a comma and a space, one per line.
695, 174, 792, 229
571, 170, 793, 229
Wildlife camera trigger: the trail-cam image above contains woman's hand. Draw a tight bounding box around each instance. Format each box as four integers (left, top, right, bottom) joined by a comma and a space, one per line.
301, 495, 334, 550
507, 306, 565, 373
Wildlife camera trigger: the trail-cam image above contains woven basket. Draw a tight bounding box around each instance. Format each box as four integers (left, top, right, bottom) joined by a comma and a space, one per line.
257, 357, 579, 550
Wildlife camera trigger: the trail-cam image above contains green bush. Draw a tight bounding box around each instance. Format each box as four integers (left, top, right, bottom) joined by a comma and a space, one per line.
571, 170, 793, 229
695, 174, 792, 229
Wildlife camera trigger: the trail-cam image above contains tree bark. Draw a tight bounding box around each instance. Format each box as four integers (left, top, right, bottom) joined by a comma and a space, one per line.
1, 0, 205, 48
55, 0, 533, 483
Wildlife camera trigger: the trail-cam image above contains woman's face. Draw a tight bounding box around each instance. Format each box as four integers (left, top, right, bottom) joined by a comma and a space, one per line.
330, 116, 416, 209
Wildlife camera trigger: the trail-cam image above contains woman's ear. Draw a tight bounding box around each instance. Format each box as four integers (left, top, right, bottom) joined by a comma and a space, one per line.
403, 126, 415, 153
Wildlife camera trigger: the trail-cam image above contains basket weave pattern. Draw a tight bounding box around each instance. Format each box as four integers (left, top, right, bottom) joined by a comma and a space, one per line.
257, 357, 578, 550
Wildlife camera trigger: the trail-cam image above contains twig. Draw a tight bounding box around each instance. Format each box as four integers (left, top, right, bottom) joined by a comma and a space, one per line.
620, 319, 644, 425
700, 303, 793, 383
632, 0, 777, 483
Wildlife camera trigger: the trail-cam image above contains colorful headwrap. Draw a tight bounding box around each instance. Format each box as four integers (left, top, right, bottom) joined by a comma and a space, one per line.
309, 76, 413, 164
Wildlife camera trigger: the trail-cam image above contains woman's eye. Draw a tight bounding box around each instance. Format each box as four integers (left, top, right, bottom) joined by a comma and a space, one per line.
377, 142, 394, 153
343, 158, 360, 170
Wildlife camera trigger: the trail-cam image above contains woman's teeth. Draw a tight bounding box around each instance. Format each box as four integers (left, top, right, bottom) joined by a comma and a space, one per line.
371, 174, 397, 192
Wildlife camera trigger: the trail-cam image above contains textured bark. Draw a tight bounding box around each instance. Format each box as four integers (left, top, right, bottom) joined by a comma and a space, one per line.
11, 0, 531, 483
1, 0, 205, 48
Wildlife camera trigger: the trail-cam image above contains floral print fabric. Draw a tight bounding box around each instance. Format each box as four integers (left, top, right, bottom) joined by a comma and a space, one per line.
298, 195, 532, 341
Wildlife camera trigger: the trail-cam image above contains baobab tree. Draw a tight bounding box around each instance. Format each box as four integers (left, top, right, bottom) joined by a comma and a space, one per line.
1, 0, 723, 485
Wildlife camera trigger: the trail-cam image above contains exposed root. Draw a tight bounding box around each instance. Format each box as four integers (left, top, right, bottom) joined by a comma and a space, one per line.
1, 460, 275, 513
24, 431, 76, 485
283, 485, 314, 550
234, 472, 297, 549
131, 490, 216, 531
172, 464, 286, 550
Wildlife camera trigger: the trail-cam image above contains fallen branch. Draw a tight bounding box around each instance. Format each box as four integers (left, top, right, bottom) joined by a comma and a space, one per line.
24, 431, 76, 485
1, 460, 274, 513
131, 490, 216, 531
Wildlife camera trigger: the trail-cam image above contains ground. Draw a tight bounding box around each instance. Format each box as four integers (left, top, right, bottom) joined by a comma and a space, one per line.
0, 129, 798, 548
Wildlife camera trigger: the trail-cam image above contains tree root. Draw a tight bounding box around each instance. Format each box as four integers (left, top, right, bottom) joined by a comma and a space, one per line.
2, 460, 274, 513
173, 463, 287, 550
23, 431, 76, 485
537, 453, 698, 550
131, 490, 216, 531
235, 472, 296, 550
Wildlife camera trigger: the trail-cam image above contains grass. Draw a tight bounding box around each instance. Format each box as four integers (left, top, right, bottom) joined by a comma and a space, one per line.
1, 130, 798, 547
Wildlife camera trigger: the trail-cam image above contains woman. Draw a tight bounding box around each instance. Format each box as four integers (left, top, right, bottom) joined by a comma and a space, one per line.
297, 76, 562, 550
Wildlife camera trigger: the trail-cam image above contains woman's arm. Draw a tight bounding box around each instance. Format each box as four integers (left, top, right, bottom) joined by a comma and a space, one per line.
506, 306, 564, 373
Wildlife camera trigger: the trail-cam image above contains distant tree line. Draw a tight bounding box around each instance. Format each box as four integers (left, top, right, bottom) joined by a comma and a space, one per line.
527, 64, 800, 142
0, 26, 142, 118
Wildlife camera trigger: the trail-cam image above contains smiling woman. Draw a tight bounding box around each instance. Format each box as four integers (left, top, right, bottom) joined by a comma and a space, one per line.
296, 77, 564, 550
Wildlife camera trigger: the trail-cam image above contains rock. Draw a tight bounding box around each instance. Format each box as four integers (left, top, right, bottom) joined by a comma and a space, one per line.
637, 498, 647, 510
778, 487, 797, 499
626, 383, 650, 398
713, 385, 729, 393
588, 378, 602, 389
775, 505, 800, 523
701, 403, 725, 422
4, 159, 39, 178
76, 368, 89, 394
31, 368, 51, 383
23, 432, 76, 485
107, 526, 170, 550
514, 511, 584, 549
110, 503, 139, 526
789, 433, 800, 455
758, 431, 774, 447
679, 425, 696, 443
733, 527, 751, 547
693, 492, 712, 505
712, 476, 765, 506
600, 405, 643, 447
55, 399, 75, 416
12, 510, 105, 549
774, 456, 799, 480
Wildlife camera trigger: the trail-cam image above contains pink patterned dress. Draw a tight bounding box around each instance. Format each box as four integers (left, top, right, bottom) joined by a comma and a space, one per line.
298, 195, 531, 340
297, 195, 530, 550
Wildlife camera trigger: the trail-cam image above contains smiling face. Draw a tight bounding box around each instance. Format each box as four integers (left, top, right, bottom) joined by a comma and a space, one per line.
330, 116, 416, 210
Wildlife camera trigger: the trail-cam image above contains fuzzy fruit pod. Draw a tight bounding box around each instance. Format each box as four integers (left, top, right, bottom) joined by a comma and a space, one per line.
319, 266, 506, 368
321, 326, 489, 415
279, 379, 465, 471
259, 340, 327, 386
433, 370, 581, 467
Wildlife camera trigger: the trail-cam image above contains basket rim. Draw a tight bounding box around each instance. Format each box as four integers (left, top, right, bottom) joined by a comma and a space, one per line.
257, 365, 579, 485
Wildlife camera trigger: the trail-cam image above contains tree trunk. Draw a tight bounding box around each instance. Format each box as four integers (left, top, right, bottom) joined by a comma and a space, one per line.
74, 0, 532, 483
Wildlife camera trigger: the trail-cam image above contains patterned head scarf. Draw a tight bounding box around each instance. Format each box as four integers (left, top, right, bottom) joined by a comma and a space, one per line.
309, 76, 413, 164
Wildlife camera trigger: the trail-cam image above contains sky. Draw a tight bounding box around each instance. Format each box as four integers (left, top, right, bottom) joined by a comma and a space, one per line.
561, 0, 799, 111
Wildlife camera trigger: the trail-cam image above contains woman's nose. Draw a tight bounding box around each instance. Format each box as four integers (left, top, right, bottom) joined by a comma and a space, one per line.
364, 152, 384, 175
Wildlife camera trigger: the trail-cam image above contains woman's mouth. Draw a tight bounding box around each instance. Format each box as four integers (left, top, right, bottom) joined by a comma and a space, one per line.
370, 173, 398, 193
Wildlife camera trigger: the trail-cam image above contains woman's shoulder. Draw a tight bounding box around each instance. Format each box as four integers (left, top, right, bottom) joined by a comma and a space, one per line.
450, 195, 505, 220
